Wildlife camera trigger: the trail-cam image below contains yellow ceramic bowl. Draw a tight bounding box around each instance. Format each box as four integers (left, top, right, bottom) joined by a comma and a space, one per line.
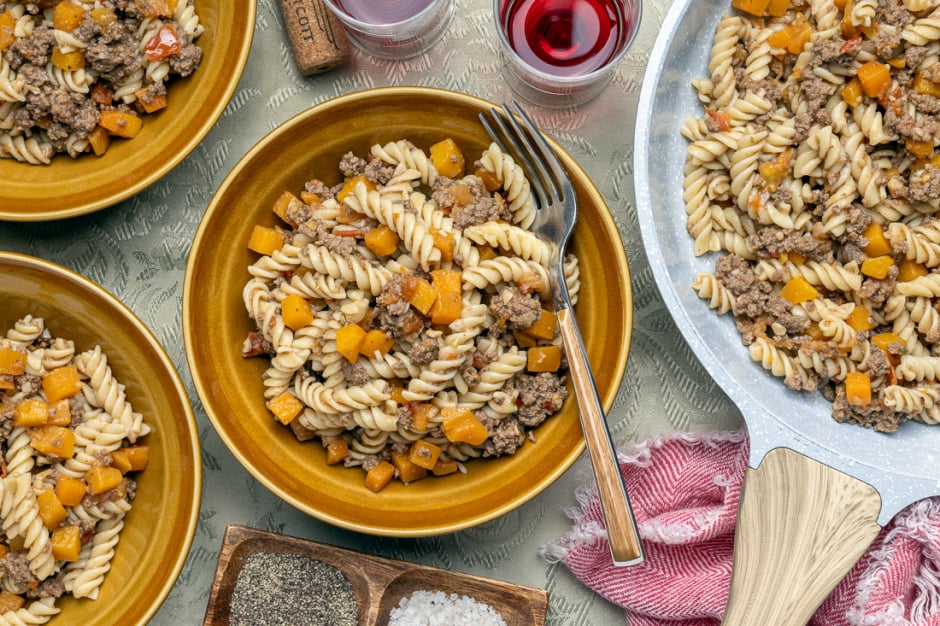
0, 252, 201, 625
184, 87, 633, 536
0, 1, 255, 221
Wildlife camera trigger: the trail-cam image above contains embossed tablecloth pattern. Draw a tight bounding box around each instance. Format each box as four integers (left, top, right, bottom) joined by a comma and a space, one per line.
0, 0, 745, 623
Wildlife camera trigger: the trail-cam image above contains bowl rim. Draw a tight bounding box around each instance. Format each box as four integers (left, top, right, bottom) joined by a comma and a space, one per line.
183, 85, 633, 535
0, 0, 257, 222
0, 250, 203, 622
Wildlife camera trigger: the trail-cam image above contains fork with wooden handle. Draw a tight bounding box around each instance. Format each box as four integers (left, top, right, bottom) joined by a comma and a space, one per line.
480, 102, 644, 566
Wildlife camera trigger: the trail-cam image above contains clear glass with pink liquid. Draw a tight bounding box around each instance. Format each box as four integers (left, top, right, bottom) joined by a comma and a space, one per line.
322, 0, 456, 59
494, 0, 641, 106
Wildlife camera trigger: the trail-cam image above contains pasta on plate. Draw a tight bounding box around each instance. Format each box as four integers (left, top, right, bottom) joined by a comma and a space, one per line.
0, 0, 203, 164
0, 316, 150, 623
685, 0, 940, 431
241, 138, 580, 492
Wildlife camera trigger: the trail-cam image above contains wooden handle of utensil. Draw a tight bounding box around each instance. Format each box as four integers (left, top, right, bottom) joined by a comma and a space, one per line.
722, 448, 882, 625
558, 309, 643, 566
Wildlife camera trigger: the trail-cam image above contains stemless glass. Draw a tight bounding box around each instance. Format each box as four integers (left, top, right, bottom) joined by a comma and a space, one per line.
321, 0, 456, 60
493, 0, 641, 107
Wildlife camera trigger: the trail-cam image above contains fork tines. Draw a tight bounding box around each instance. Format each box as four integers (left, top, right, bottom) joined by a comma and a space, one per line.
478, 102, 568, 211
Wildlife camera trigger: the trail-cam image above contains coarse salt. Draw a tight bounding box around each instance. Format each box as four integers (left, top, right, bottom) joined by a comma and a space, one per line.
387, 590, 507, 626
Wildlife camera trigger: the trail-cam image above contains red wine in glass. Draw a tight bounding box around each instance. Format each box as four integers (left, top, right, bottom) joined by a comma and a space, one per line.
501, 0, 628, 77
335, 0, 436, 24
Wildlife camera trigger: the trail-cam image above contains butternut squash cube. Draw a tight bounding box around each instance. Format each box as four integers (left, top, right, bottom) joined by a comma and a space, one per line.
765, 0, 790, 16
430, 228, 455, 261
441, 407, 489, 445
51, 525, 81, 562
409, 439, 442, 470
48, 400, 72, 427
110, 449, 133, 474
0, 589, 24, 613
430, 138, 465, 179
846, 305, 874, 332
0, 348, 26, 376
89, 7, 117, 25
731, 0, 770, 16
14, 398, 49, 428
325, 439, 348, 465
906, 138, 934, 160
845, 371, 871, 406
390, 450, 428, 484
133, 87, 168, 114
55, 476, 87, 507
267, 391, 304, 425
521, 309, 558, 340
135, 0, 174, 18
98, 109, 142, 138
36, 489, 67, 531
364, 225, 400, 257
124, 445, 150, 472
30, 426, 76, 459
431, 458, 460, 476
779, 276, 819, 304
401, 275, 437, 316
42, 365, 82, 403
51, 46, 85, 71
365, 460, 395, 493
0, 11, 16, 53
88, 125, 112, 156
360, 329, 395, 358
897, 259, 928, 282
860, 255, 894, 279
281, 294, 313, 331
336, 174, 374, 203
271, 191, 303, 225
474, 167, 501, 191
842, 77, 864, 107
861, 222, 892, 256
527, 345, 562, 372
411, 403, 437, 430
857, 61, 891, 99
85, 465, 123, 495
429, 269, 463, 325
54, 2, 86, 31
336, 323, 367, 363
247, 225, 286, 255
913, 70, 940, 98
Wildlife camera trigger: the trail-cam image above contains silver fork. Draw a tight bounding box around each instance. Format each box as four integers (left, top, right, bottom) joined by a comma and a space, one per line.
480, 102, 644, 566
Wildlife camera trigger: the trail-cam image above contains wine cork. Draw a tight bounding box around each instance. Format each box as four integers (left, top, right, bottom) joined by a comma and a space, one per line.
277, 0, 351, 76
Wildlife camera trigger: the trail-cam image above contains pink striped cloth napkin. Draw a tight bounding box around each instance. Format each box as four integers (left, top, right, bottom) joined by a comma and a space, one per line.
540, 430, 940, 626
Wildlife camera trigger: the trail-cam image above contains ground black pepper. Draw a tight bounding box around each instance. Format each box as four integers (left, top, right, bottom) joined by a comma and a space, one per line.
229, 551, 358, 626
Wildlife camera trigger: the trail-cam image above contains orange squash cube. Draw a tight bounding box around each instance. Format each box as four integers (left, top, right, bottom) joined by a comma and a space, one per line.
14, 398, 49, 428
391, 450, 428, 484
0, 348, 26, 376
857, 61, 892, 99
336, 174, 374, 203
429, 138, 465, 178
360, 329, 395, 358
521, 309, 558, 340
36, 489, 68, 531
846, 305, 874, 332
336, 323, 367, 363
428, 269, 463, 325
779, 276, 819, 304
441, 408, 489, 445
845, 371, 871, 406
247, 225, 286, 255
42, 365, 82, 403
51, 525, 82, 562
110, 449, 133, 474
133, 87, 168, 114
409, 439, 442, 470
364, 460, 395, 493
897, 259, 928, 282
527, 345, 562, 372
861, 255, 894, 279
0, 589, 24, 614
0, 11, 15, 53
55, 476, 87, 507
30, 426, 76, 458
430, 228, 455, 261
98, 109, 142, 138
88, 125, 112, 156
842, 77, 864, 107
51, 46, 85, 71
731, 0, 770, 15
47, 400, 72, 427
411, 403, 437, 430
364, 225, 401, 257
765, 0, 790, 16
53, 3, 85, 32
401, 275, 437, 316
474, 167, 501, 191
431, 458, 460, 476
267, 391, 304, 425
281, 294, 313, 331
85, 465, 123, 495
862, 222, 892, 256
271, 191, 304, 225
325, 439, 348, 465
89, 7, 117, 25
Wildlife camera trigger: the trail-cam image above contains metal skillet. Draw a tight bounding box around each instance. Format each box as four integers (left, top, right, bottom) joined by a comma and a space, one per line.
634, 0, 940, 622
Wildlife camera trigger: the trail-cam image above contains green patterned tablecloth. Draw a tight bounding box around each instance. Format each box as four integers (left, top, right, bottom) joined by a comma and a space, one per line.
0, 0, 742, 622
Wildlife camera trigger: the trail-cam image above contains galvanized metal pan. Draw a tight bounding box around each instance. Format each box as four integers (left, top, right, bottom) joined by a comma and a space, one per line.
635, 0, 940, 622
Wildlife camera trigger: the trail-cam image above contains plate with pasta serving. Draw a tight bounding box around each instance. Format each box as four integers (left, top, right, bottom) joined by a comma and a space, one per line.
0, 0, 255, 221
636, 0, 940, 617
183, 86, 633, 536
0, 252, 201, 625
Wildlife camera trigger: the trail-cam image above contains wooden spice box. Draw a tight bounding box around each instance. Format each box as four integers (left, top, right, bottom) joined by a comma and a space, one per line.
204, 524, 549, 625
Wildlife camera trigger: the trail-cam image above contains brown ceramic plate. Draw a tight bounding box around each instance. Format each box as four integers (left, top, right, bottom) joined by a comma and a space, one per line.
0, 1, 255, 221
204, 525, 548, 625
0, 252, 202, 625
183, 86, 632, 536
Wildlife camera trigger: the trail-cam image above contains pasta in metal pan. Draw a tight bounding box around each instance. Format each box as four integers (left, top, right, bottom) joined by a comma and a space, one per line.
242, 139, 582, 492
686, 0, 940, 431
